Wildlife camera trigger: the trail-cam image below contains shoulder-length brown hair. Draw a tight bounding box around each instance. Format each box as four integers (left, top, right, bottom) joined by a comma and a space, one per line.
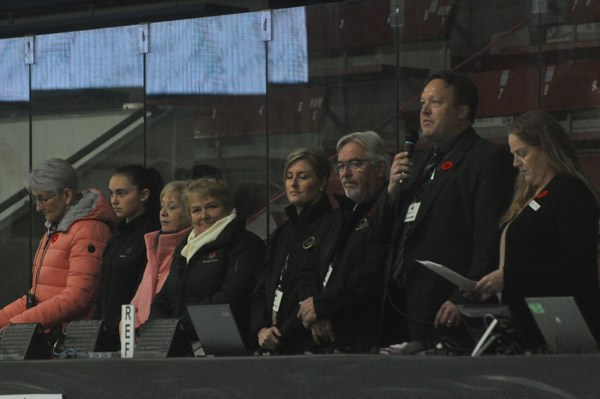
501, 111, 599, 224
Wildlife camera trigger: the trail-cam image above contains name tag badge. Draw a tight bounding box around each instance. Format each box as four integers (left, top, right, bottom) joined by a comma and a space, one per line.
528, 200, 541, 211
272, 288, 283, 312
404, 202, 421, 222
323, 264, 333, 287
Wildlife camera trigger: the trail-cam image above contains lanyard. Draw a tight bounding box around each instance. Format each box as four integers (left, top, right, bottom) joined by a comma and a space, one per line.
271, 254, 290, 325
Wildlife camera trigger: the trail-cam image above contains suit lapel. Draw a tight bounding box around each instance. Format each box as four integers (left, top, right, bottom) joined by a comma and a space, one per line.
412, 129, 478, 230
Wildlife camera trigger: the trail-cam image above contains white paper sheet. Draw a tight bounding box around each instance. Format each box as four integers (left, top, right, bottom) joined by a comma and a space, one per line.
416, 259, 477, 291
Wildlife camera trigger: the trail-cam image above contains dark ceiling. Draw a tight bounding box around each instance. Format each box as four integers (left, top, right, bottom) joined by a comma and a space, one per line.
0, 0, 267, 38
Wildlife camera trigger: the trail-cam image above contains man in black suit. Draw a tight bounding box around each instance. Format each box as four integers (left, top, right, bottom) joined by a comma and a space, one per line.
377, 70, 515, 345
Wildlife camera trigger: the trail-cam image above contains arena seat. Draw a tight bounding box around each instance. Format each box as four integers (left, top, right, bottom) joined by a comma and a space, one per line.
469, 68, 538, 118
567, 0, 600, 23
150, 86, 328, 138
307, 0, 393, 51
540, 62, 600, 111
306, 0, 457, 51
399, 0, 457, 42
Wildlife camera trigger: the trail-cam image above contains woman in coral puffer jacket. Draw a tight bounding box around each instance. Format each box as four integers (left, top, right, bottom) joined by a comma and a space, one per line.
0, 158, 116, 331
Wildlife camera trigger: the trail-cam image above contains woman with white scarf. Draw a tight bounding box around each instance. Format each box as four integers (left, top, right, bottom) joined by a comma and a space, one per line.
149, 178, 265, 352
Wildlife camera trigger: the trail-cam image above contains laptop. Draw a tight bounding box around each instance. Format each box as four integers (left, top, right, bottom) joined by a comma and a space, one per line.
187, 304, 248, 356
525, 296, 599, 354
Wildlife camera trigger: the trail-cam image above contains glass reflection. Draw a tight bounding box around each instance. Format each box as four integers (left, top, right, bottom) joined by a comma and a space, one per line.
0, 37, 31, 307
31, 25, 145, 195
146, 12, 269, 238
0, 0, 596, 308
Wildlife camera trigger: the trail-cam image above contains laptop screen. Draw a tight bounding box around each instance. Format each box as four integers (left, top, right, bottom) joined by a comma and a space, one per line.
187, 304, 248, 356
525, 296, 599, 354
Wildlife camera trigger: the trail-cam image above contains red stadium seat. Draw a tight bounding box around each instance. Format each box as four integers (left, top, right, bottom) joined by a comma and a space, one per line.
469, 68, 538, 118
306, 0, 457, 51
567, 0, 600, 23
149, 86, 328, 138
542, 62, 600, 111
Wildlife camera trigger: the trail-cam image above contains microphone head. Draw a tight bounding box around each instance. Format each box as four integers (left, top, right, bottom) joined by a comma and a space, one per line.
404, 131, 419, 156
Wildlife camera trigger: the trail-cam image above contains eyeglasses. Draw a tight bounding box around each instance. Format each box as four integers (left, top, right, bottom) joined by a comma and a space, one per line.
33, 194, 56, 205
332, 158, 372, 172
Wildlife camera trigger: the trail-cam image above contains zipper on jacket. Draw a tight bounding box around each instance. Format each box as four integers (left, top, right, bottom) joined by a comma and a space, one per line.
31, 234, 54, 298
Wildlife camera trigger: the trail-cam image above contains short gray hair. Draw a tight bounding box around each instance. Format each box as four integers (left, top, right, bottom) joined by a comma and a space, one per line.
25, 158, 78, 194
336, 131, 390, 174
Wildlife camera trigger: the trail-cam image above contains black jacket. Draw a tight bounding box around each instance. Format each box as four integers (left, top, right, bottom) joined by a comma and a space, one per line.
309, 191, 388, 350
96, 213, 159, 327
251, 195, 332, 354
503, 175, 600, 348
150, 216, 265, 350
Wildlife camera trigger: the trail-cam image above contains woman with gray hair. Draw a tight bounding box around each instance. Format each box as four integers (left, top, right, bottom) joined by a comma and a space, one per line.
0, 158, 116, 331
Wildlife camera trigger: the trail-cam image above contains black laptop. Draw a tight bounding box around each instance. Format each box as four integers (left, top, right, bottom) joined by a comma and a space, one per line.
525, 296, 599, 354
187, 304, 248, 356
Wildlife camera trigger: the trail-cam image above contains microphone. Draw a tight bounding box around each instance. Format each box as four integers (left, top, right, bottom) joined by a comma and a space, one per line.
404, 131, 419, 157
397, 131, 419, 185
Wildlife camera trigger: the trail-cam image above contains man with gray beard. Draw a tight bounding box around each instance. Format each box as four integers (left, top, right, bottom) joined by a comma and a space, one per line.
297, 131, 389, 352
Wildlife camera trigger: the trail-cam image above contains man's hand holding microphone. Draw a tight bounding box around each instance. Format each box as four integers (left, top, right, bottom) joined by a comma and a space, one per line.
388, 131, 419, 201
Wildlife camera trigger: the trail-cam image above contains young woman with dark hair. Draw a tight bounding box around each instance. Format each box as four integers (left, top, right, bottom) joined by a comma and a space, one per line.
96, 164, 164, 329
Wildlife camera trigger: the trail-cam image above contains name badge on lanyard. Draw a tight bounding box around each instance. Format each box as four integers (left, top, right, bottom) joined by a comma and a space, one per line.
272, 288, 283, 312
404, 202, 421, 222
272, 254, 289, 314
528, 200, 541, 211
323, 263, 333, 287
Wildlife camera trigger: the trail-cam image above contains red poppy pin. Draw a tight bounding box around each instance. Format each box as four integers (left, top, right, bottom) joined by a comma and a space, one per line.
209, 251, 217, 259
51, 234, 59, 243
441, 161, 454, 171
536, 190, 549, 199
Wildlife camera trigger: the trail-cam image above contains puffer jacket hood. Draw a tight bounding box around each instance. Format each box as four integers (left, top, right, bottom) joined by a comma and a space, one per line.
47, 188, 117, 233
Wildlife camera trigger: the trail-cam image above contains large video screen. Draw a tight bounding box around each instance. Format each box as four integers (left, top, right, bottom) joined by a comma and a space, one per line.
0, 38, 30, 101
6, 8, 307, 96
147, 9, 308, 95
32, 25, 143, 91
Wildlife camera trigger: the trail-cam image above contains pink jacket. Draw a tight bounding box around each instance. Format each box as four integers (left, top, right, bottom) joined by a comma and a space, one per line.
130, 227, 191, 328
0, 189, 116, 330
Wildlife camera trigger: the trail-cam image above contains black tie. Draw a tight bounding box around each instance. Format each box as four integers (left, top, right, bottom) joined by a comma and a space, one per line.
420, 146, 442, 184
392, 146, 442, 286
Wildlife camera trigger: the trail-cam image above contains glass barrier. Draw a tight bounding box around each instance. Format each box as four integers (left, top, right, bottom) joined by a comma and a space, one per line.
31, 25, 145, 197
146, 12, 269, 238
538, 0, 600, 189
0, 0, 598, 308
25, 25, 145, 307
0, 37, 31, 306
266, 2, 414, 230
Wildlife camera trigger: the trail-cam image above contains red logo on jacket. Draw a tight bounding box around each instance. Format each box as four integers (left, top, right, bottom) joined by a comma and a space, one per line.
536, 190, 549, 199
